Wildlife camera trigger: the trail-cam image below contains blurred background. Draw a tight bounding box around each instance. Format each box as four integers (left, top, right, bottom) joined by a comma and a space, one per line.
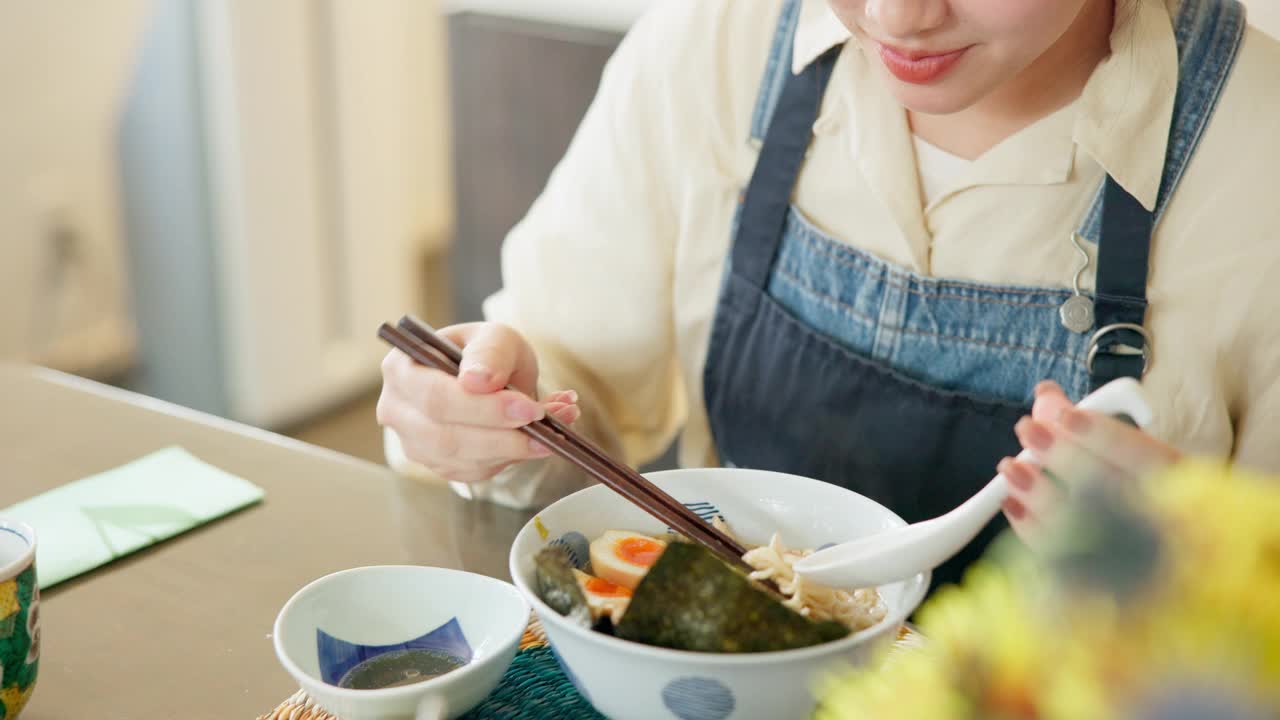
1, 0, 1276, 465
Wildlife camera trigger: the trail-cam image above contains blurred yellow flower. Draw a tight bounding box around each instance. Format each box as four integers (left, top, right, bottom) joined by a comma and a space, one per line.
815, 460, 1280, 719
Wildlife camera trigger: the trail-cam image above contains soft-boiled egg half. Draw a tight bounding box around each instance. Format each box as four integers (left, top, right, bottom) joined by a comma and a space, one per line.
572, 568, 632, 624
588, 529, 667, 590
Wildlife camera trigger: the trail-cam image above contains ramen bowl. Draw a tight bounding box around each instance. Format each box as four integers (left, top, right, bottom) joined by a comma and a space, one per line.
273, 566, 528, 720
508, 467, 929, 720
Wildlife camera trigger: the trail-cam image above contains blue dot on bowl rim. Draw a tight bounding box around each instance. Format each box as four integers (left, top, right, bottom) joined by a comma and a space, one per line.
662, 676, 735, 720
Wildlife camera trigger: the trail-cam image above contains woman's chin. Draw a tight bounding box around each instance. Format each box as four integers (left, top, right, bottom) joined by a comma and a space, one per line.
880, 76, 990, 117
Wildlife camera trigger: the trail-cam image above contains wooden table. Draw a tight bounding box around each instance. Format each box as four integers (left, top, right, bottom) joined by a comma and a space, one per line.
0, 365, 535, 719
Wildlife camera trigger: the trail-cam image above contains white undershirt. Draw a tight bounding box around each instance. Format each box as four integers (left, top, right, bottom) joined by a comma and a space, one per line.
912, 134, 974, 206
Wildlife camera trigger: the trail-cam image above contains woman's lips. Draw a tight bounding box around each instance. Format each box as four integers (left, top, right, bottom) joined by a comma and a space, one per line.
875, 43, 971, 84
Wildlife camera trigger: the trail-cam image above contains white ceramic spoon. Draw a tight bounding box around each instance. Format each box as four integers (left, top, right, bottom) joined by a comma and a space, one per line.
792, 377, 1154, 589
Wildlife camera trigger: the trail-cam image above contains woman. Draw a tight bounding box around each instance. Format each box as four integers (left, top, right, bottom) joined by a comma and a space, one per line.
378, 0, 1280, 589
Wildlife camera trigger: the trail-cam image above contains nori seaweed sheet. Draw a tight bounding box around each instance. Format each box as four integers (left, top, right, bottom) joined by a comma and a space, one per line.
534, 545, 592, 628
614, 542, 850, 652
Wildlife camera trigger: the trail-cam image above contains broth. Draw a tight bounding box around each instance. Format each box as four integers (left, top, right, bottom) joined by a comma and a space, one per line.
337, 649, 466, 690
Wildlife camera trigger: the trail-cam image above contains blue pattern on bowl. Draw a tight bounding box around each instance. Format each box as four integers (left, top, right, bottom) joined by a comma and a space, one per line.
682, 501, 726, 524
663, 501, 727, 536
547, 502, 731, 554
549, 531, 592, 573
316, 617, 473, 686
662, 676, 735, 720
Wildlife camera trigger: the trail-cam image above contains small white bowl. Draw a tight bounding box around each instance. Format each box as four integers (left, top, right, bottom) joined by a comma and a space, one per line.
273, 566, 529, 720
509, 467, 930, 720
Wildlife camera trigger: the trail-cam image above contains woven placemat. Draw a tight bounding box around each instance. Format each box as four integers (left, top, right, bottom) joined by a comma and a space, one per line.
259, 618, 921, 720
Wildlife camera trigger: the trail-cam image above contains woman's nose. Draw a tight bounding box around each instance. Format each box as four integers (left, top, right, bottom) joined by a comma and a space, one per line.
863, 0, 950, 39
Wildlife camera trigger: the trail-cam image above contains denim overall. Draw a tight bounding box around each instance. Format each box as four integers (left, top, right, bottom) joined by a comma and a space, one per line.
704, 0, 1245, 591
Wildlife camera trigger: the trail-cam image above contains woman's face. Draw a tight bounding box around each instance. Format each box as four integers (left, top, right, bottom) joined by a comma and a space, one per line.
829, 0, 1101, 115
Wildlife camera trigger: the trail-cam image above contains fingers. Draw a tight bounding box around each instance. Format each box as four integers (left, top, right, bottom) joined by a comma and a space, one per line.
1000, 455, 1061, 517
545, 390, 581, 424
1016, 411, 1177, 485
1001, 379, 1181, 544
545, 389, 579, 405
378, 323, 583, 483
444, 323, 540, 396
380, 349, 580, 430
998, 454, 1042, 493
1031, 381, 1073, 422
1054, 408, 1181, 478
545, 401, 582, 425
1001, 490, 1045, 546
383, 349, 545, 428
1002, 380, 1099, 535
389, 399, 582, 481
1000, 454, 1060, 547
1033, 380, 1064, 397
1014, 416, 1054, 457
1021, 379, 1178, 483
383, 397, 553, 472
1002, 495, 1027, 521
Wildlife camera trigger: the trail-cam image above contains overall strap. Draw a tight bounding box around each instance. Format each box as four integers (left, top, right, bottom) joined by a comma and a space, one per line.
1084, 0, 1247, 389
733, 32, 841, 290
749, 0, 805, 144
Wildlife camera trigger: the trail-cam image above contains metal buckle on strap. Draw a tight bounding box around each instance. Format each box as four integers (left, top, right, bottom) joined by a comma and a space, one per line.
1086, 323, 1152, 375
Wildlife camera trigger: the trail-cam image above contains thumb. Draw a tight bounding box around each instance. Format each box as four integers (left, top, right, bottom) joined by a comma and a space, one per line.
443, 323, 539, 396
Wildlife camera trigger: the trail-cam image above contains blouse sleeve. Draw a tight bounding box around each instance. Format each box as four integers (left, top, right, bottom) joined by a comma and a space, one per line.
385, 0, 731, 507
1229, 256, 1280, 474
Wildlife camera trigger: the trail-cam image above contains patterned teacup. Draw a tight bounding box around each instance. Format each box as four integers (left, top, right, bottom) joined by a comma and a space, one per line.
0, 521, 37, 720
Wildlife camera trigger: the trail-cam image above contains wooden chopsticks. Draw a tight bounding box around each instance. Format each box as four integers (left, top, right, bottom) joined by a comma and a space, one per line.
377, 315, 755, 574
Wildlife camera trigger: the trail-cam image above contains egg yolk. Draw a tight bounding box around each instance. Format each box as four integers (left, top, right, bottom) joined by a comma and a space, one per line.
584, 577, 632, 598
615, 537, 664, 567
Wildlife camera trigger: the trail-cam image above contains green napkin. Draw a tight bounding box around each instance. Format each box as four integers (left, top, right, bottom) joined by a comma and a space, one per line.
1, 447, 265, 589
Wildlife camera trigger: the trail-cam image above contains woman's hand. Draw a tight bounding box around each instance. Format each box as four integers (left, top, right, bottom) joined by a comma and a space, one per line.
376, 322, 580, 483
1000, 380, 1182, 539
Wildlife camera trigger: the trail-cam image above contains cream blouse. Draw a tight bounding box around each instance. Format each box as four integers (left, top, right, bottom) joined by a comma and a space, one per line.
387, 0, 1280, 508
